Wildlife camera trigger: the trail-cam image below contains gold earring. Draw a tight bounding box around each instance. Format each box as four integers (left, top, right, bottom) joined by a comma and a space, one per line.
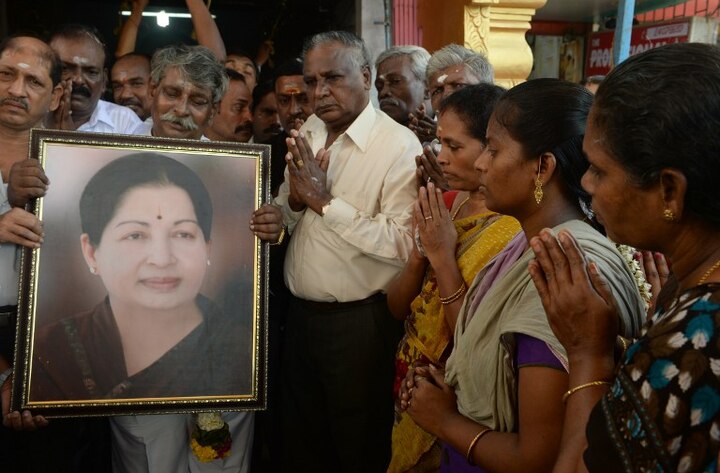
663, 208, 676, 222
534, 174, 543, 204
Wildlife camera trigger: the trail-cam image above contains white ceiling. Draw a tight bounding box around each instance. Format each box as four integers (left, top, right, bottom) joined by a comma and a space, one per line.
533, 0, 681, 22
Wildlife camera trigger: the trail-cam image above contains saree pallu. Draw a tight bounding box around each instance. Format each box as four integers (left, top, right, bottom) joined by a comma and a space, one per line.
584, 284, 720, 473
388, 212, 520, 473
446, 220, 645, 434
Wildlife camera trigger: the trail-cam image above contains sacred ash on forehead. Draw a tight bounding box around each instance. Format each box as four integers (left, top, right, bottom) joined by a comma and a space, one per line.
279, 80, 302, 94
72, 56, 90, 65
436, 74, 448, 85
17, 63, 30, 69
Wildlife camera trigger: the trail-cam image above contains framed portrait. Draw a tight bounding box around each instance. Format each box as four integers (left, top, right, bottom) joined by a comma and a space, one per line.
10, 129, 270, 417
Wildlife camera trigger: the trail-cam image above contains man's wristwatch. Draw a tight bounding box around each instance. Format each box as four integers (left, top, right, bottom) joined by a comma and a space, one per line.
321, 198, 334, 217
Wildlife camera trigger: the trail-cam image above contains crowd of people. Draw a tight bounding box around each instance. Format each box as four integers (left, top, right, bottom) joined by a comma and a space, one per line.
0, 1, 719, 472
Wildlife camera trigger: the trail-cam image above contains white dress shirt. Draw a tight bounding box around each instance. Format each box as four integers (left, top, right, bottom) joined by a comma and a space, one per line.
77, 100, 143, 135
275, 101, 421, 302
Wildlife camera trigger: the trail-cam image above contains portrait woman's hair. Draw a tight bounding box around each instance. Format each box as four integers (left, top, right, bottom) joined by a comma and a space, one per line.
492, 78, 594, 217
79, 153, 214, 245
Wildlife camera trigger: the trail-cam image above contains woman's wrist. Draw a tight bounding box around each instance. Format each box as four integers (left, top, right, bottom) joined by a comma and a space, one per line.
567, 353, 615, 384
435, 409, 466, 440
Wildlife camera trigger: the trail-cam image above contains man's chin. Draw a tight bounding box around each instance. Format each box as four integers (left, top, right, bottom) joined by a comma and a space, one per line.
235, 131, 253, 142
70, 96, 94, 112
380, 106, 407, 124
123, 103, 144, 117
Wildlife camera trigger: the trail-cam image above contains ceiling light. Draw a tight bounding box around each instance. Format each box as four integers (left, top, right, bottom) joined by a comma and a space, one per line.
156, 10, 170, 27
120, 11, 216, 19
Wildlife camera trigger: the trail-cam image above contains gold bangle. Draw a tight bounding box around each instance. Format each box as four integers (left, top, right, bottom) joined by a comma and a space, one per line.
268, 226, 286, 246
562, 380, 612, 403
466, 427, 492, 465
439, 281, 467, 305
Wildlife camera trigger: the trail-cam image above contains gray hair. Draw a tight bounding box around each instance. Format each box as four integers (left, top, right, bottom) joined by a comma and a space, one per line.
151, 44, 228, 104
375, 46, 431, 82
426, 44, 493, 83
302, 31, 371, 71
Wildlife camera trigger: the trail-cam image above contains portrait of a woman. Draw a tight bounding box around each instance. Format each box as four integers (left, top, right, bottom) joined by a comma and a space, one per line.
29, 153, 249, 401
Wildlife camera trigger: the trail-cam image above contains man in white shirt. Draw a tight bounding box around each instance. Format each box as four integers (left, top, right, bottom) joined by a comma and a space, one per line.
269, 31, 421, 473
0, 34, 114, 472
108, 44, 254, 473
46, 24, 142, 134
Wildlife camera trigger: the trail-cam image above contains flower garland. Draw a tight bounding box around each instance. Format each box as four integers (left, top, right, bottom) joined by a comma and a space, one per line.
191, 412, 232, 462
615, 244, 653, 311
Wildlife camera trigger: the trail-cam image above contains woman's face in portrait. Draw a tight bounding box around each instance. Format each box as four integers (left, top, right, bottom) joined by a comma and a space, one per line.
435, 109, 483, 192
475, 114, 537, 217
82, 185, 210, 313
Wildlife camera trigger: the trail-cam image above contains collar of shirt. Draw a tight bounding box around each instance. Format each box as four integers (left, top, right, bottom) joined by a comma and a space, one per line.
304, 100, 375, 153
81, 100, 116, 130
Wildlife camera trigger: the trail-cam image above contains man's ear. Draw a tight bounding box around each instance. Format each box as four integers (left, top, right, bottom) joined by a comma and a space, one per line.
48, 83, 63, 112
362, 65, 371, 91
149, 80, 159, 100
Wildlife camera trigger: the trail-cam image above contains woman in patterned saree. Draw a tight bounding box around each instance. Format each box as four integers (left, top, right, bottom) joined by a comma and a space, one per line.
387, 84, 521, 472
529, 43, 720, 472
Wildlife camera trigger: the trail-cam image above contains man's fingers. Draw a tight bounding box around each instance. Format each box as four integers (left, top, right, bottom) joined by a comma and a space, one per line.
298, 133, 314, 162
285, 136, 303, 163
253, 230, 281, 241
318, 149, 330, 172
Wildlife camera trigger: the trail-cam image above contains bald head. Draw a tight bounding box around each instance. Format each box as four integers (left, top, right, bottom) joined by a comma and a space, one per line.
0, 36, 61, 86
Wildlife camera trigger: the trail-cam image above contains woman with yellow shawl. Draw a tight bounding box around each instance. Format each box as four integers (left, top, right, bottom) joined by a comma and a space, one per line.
386, 84, 521, 472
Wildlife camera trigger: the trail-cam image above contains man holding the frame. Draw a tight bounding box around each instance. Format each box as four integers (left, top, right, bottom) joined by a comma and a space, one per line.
0, 35, 115, 472
0, 35, 61, 429
109, 43, 258, 473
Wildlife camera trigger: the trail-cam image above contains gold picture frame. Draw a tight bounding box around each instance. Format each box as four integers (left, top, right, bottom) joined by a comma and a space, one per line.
10, 129, 269, 417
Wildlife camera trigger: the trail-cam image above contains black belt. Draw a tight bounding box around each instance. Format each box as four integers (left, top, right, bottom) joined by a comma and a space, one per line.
299, 293, 384, 312
0, 305, 17, 328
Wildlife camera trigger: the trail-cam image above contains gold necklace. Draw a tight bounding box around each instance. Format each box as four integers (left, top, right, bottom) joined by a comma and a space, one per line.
451, 196, 471, 221
698, 257, 720, 285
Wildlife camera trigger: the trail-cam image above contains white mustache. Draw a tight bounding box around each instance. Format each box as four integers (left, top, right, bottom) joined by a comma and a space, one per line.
160, 112, 198, 131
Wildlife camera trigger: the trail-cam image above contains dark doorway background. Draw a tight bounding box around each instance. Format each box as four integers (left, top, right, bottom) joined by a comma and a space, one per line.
3, 0, 356, 68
